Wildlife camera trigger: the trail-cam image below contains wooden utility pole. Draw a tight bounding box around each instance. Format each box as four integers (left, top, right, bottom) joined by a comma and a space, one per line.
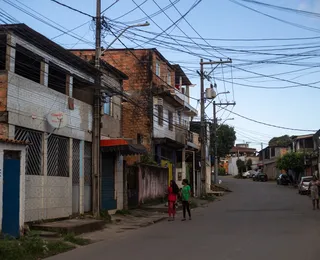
213, 101, 235, 184
199, 59, 206, 196
93, 0, 101, 216
199, 59, 232, 194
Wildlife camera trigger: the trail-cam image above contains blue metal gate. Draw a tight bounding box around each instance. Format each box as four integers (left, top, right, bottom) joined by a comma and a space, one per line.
101, 155, 117, 210
2, 151, 20, 238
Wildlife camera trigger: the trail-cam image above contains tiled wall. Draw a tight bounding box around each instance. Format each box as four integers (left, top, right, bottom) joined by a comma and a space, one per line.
24, 175, 72, 222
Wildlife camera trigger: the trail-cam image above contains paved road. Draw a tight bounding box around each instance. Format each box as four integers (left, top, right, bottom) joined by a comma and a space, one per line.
48, 177, 320, 260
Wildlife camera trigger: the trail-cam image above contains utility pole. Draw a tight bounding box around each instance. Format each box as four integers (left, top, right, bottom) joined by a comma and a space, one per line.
199, 59, 206, 196
199, 59, 232, 194
213, 101, 235, 184
93, 0, 101, 216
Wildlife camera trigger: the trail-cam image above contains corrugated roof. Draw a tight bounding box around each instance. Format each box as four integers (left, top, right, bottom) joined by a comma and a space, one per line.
0, 137, 29, 145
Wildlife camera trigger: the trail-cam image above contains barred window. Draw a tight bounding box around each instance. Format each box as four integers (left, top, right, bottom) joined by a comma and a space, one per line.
84, 141, 92, 186
15, 127, 43, 175
47, 135, 69, 177
72, 139, 80, 184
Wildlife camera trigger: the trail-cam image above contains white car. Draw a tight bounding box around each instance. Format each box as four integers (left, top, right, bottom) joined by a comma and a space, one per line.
242, 170, 256, 178
298, 176, 313, 195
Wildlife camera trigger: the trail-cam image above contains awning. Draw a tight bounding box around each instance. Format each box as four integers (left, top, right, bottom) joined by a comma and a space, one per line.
100, 139, 147, 156
153, 137, 185, 149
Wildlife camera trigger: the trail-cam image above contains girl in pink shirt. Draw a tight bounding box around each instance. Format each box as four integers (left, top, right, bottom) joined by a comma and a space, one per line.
168, 180, 179, 221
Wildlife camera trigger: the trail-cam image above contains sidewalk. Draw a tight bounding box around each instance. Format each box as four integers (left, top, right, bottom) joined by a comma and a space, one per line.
79, 198, 216, 242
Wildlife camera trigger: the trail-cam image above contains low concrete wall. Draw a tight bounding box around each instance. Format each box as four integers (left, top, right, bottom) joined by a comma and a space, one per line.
138, 164, 168, 204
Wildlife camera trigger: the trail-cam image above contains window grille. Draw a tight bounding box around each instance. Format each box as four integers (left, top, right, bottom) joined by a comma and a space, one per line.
47, 135, 69, 177
15, 127, 42, 175
84, 141, 92, 185
72, 139, 80, 184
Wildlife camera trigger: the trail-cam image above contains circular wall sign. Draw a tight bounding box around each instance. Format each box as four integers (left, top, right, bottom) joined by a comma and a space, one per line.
47, 111, 68, 129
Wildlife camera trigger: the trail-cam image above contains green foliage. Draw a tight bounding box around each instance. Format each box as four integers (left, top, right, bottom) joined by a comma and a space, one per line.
236, 159, 246, 175
276, 152, 305, 178
218, 167, 226, 176
64, 233, 90, 246
0, 232, 74, 260
246, 158, 253, 171
115, 209, 131, 215
269, 135, 292, 147
99, 209, 112, 222
140, 154, 158, 166
191, 122, 236, 159
214, 124, 237, 158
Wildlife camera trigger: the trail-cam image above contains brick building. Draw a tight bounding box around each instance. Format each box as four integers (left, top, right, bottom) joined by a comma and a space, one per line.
71, 48, 199, 187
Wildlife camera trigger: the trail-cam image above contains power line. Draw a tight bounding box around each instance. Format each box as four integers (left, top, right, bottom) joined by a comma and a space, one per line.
3, 0, 95, 46
229, 0, 320, 34
219, 107, 317, 132
101, 0, 119, 13
239, 0, 320, 19
112, 0, 148, 21
50, 0, 94, 18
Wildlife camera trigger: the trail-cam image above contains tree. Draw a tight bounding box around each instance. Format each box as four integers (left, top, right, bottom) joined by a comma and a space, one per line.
269, 135, 292, 147
246, 158, 252, 171
236, 159, 246, 176
211, 124, 236, 158
276, 152, 305, 181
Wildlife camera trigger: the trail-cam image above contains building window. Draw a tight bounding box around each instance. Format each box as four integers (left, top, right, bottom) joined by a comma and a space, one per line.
167, 71, 171, 85
103, 96, 112, 115
271, 147, 275, 157
158, 105, 163, 126
15, 45, 41, 84
168, 111, 173, 131
177, 111, 182, 125
137, 133, 143, 144
15, 127, 43, 175
47, 134, 69, 177
48, 62, 67, 94
156, 60, 160, 76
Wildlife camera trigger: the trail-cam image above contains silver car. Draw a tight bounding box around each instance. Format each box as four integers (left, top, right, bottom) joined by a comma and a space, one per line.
298, 176, 313, 195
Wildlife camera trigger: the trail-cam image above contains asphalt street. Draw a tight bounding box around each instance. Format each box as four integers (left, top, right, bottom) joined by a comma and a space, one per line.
48, 176, 320, 260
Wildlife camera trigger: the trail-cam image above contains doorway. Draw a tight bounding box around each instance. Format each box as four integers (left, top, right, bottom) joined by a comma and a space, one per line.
2, 150, 21, 238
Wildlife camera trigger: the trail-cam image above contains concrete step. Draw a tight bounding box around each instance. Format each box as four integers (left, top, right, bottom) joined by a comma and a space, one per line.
37, 231, 60, 238
31, 219, 106, 235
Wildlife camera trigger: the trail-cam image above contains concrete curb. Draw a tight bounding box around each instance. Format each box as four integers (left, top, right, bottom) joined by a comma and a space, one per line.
138, 216, 167, 227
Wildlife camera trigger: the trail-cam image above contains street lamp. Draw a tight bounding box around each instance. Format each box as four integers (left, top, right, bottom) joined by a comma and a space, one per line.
101, 21, 150, 56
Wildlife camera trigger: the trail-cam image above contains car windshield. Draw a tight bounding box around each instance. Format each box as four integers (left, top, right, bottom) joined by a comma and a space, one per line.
302, 177, 312, 182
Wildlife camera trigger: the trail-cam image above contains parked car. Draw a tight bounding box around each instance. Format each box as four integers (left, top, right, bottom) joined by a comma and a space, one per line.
298, 176, 313, 195
277, 174, 290, 185
242, 170, 256, 178
253, 172, 268, 182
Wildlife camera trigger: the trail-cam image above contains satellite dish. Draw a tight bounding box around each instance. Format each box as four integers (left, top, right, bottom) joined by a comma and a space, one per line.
47, 111, 68, 129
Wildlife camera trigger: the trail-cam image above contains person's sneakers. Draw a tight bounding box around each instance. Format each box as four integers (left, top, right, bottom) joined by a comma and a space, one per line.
189, 217, 192, 220
181, 218, 186, 221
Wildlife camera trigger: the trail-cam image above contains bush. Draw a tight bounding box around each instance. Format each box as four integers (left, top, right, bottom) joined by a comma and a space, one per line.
218, 167, 226, 176
0, 232, 74, 260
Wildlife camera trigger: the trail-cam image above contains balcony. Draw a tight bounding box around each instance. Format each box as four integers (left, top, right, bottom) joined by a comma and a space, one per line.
174, 89, 198, 116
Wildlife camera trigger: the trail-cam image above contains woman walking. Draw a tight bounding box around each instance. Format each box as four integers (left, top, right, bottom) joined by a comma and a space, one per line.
309, 175, 319, 210
168, 180, 179, 221
181, 179, 191, 221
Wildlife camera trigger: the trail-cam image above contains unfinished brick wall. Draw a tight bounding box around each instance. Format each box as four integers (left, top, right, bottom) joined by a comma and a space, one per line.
70, 49, 175, 160
151, 51, 175, 89
0, 72, 8, 112
0, 72, 8, 138
101, 50, 154, 153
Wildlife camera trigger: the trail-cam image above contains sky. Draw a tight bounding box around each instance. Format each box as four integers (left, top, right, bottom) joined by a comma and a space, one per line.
2, 0, 320, 151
